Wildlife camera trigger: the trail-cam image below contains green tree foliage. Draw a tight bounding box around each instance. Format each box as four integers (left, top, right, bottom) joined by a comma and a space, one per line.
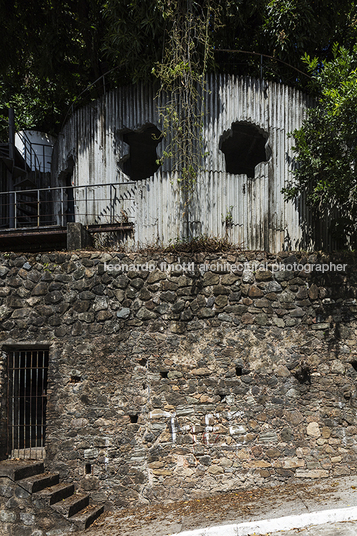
0, 0, 106, 138
284, 44, 357, 246
213, 0, 357, 86
1, 0, 357, 138
102, 0, 166, 84
259, 0, 357, 85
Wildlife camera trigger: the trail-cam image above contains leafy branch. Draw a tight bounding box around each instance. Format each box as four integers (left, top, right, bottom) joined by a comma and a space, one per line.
283, 43, 357, 246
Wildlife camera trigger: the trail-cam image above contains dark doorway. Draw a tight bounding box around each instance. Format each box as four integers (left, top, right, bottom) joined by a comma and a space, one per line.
7, 349, 49, 459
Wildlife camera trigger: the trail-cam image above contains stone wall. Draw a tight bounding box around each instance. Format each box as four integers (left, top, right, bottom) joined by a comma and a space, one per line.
1, 250, 357, 509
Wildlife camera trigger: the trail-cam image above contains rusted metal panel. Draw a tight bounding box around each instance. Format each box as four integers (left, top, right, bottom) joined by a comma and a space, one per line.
53, 76, 316, 252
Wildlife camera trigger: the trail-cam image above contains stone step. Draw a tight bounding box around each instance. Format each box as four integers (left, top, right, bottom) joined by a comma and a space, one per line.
52, 492, 90, 518
0, 459, 104, 530
19, 472, 60, 493
33, 482, 75, 506
0, 460, 44, 481
70, 504, 105, 530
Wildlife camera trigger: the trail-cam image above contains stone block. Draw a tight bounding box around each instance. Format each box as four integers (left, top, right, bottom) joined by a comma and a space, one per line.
255, 270, 272, 281
308, 284, 319, 300
0, 510, 16, 522
247, 460, 271, 468
19, 513, 35, 525
248, 285, 264, 298
117, 308, 130, 319
84, 448, 99, 459
67, 222, 91, 250
282, 457, 305, 469
207, 465, 224, 474
242, 270, 254, 283
295, 469, 329, 478
307, 422, 321, 437
203, 272, 219, 286
152, 469, 172, 476
147, 270, 166, 284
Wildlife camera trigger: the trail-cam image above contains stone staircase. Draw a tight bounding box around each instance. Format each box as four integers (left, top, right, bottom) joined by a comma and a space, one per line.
0, 459, 104, 533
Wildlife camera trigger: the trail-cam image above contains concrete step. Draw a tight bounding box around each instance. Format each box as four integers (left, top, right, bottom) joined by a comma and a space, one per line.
19, 472, 59, 493
52, 492, 90, 518
70, 504, 105, 530
33, 482, 75, 506
0, 460, 44, 481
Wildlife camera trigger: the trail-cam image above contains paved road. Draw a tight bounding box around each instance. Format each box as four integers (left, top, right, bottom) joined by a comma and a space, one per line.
84, 475, 357, 536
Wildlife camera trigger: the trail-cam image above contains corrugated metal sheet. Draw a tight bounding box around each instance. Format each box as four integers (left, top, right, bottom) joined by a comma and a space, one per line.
52, 75, 319, 252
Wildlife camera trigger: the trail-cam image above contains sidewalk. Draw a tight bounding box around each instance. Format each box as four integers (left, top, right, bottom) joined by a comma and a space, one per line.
84, 475, 357, 536
171, 506, 357, 535
262, 521, 357, 535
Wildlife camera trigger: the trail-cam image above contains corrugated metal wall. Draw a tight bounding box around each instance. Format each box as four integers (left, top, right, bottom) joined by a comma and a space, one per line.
53, 75, 317, 252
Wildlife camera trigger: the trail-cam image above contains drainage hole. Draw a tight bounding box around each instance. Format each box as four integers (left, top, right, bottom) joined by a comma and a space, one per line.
85, 463, 92, 475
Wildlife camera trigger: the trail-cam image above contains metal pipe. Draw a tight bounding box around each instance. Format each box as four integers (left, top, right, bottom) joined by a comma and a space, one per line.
8, 108, 15, 228
60, 187, 64, 226
12, 352, 15, 455
41, 352, 44, 449
37, 190, 40, 227
85, 185, 88, 225
23, 352, 26, 452
36, 351, 39, 452
4, 181, 136, 195
29, 351, 32, 458
14, 191, 17, 229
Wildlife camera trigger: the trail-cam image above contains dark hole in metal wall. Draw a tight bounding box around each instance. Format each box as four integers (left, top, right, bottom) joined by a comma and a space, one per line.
119, 123, 162, 181
220, 122, 270, 178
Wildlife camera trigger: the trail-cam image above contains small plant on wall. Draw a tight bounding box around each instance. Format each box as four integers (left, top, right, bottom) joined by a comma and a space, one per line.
223, 206, 234, 227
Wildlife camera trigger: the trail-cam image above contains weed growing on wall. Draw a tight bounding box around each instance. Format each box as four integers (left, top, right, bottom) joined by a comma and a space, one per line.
153, 1, 221, 211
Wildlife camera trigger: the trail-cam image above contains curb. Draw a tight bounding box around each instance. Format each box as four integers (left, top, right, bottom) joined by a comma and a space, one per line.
171, 505, 357, 535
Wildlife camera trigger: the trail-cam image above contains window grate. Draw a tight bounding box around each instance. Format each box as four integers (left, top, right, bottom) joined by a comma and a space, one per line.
7, 349, 49, 459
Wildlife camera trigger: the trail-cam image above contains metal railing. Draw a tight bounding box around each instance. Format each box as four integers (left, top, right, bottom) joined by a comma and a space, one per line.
0, 182, 136, 230
16, 131, 53, 175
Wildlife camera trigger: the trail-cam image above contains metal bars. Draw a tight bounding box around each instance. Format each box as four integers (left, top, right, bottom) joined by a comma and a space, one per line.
0, 182, 136, 230
16, 132, 50, 174
7, 350, 49, 460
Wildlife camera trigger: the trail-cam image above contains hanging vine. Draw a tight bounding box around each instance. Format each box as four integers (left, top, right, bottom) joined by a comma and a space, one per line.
153, 1, 220, 202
